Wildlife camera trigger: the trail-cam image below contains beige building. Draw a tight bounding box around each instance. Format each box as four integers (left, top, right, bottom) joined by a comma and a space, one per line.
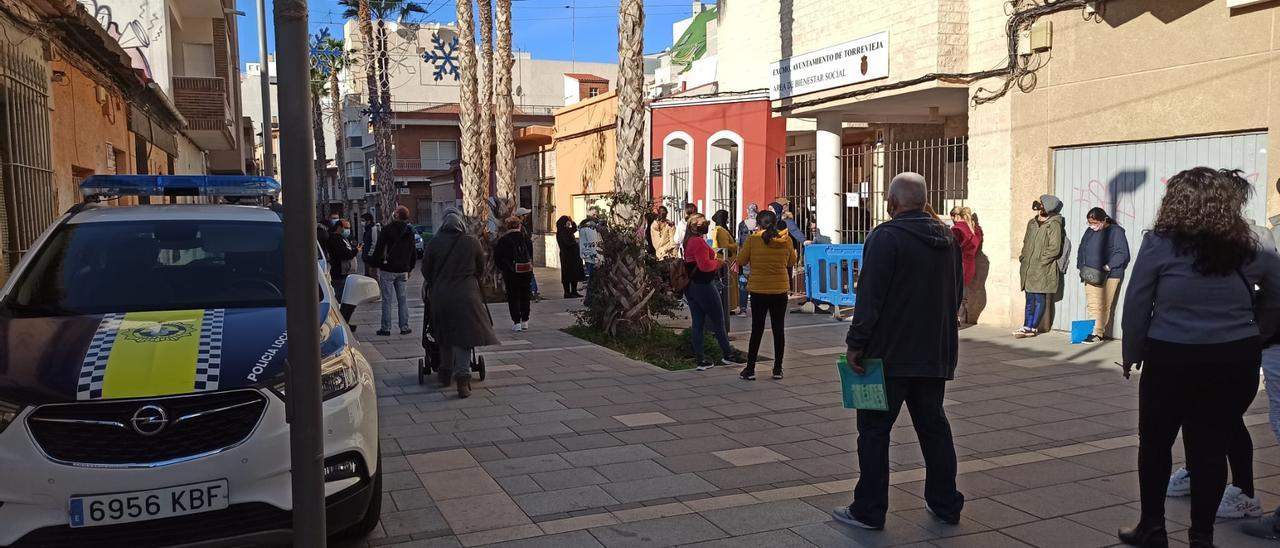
709, 0, 1280, 332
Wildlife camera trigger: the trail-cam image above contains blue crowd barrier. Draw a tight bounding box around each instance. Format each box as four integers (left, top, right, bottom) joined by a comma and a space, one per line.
804, 244, 863, 312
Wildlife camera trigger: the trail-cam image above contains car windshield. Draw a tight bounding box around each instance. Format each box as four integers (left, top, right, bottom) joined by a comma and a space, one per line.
5, 220, 293, 316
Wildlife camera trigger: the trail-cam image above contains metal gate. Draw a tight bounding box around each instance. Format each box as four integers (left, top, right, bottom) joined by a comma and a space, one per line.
1051, 132, 1270, 336
0, 45, 53, 275
710, 163, 737, 227
664, 167, 690, 223
776, 153, 815, 241
777, 138, 968, 244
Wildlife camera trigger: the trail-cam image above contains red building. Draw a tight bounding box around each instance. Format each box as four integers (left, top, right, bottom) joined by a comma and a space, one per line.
648, 91, 786, 227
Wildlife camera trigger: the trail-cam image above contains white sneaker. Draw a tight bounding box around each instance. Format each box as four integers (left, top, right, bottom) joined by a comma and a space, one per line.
1167, 467, 1191, 497
511, 323, 522, 332
1218, 485, 1265, 519
520, 321, 529, 331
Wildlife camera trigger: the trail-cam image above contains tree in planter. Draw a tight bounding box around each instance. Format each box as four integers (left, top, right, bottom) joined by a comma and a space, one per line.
574, 0, 665, 337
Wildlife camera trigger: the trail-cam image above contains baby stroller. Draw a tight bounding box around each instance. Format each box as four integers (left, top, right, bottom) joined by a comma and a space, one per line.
418, 307, 486, 386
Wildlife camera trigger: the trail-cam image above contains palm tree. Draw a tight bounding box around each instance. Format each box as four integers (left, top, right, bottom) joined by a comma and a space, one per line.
494, 0, 515, 200
311, 30, 351, 217
339, 0, 426, 219
478, 0, 494, 193
587, 0, 653, 336
310, 64, 329, 219
456, 0, 483, 219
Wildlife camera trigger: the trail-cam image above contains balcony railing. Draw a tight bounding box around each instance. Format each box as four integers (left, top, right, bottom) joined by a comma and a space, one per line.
394, 158, 454, 171
173, 76, 231, 131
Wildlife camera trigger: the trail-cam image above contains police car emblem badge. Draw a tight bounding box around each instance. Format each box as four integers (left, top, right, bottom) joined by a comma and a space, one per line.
123, 321, 196, 343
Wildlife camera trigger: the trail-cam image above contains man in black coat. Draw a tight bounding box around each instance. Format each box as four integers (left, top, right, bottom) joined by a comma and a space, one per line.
372, 206, 418, 336
834, 172, 965, 531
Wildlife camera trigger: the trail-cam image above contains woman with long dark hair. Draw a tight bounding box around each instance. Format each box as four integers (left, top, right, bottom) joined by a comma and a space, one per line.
1078, 207, 1130, 343
683, 213, 746, 371
1119, 167, 1280, 548
556, 216, 585, 297
734, 209, 796, 380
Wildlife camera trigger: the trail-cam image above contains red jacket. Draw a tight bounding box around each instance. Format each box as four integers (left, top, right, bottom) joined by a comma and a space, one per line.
951, 222, 981, 286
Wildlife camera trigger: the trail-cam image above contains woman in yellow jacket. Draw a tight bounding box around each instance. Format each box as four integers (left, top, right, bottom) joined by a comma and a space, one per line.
733, 209, 797, 380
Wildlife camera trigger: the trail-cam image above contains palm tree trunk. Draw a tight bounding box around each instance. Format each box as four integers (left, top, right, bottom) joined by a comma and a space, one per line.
613, 0, 646, 225
357, 1, 389, 218
330, 71, 349, 217
456, 0, 483, 219
313, 92, 328, 219
478, 0, 494, 193
494, 0, 515, 200
375, 20, 399, 218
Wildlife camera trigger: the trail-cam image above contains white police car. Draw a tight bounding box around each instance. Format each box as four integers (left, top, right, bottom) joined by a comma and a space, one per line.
0, 176, 382, 546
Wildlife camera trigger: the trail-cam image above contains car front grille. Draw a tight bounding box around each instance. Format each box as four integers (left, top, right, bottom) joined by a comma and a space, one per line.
8, 502, 291, 548
26, 390, 267, 466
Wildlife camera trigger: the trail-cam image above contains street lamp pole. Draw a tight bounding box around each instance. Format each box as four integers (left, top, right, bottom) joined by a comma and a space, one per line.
274, 0, 326, 545
257, 0, 274, 177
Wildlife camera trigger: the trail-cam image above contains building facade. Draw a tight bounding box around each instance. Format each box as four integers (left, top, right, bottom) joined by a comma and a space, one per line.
657, 0, 1280, 330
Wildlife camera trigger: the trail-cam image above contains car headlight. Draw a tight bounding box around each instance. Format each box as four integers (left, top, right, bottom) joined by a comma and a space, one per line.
273, 352, 359, 401
0, 399, 19, 434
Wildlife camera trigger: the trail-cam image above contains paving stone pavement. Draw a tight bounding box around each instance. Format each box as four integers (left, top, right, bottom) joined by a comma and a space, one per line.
338, 270, 1280, 548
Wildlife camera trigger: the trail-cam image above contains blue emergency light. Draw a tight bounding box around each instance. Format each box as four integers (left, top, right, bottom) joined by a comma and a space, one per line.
79, 175, 282, 199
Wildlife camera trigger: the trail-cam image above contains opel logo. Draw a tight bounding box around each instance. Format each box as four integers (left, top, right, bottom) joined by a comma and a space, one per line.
130, 404, 168, 436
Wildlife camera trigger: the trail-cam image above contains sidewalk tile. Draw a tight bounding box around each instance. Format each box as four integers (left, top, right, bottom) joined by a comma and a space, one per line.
455, 524, 543, 547
1003, 517, 1117, 548
589, 514, 725, 547
513, 485, 619, 516
931, 531, 1033, 547
536, 513, 619, 535
750, 484, 824, 502
711, 446, 791, 467
985, 459, 1109, 488
561, 444, 662, 467
483, 454, 574, 478
609, 501, 694, 523
993, 482, 1128, 518
499, 439, 568, 459
683, 493, 759, 513
408, 449, 479, 474
682, 529, 815, 548
530, 468, 608, 490
437, 492, 532, 534
420, 467, 503, 500
602, 473, 718, 503
611, 409, 675, 427
594, 460, 673, 482
378, 507, 450, 537
701, 500, 831, 536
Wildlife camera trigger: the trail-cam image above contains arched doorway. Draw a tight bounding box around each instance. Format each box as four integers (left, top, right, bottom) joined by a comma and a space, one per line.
705, 130, 743, 229
662, 131, 694, 223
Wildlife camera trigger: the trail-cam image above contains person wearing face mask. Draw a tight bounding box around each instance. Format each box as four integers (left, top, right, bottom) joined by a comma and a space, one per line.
326, 220, 359, 300
1076, 207, 1129, 344
1015, 195, 1066, 338
836, 172, 965, 531
683, 213, 747, 371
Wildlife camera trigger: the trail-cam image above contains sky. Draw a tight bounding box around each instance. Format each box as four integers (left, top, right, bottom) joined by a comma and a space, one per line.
235, 0, 716, 67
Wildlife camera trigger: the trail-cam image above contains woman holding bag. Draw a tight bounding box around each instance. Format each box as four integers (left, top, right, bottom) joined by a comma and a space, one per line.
1077, 207, 1130, 343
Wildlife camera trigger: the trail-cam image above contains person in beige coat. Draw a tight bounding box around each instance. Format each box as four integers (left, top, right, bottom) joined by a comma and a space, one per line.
651, 205, 677, 260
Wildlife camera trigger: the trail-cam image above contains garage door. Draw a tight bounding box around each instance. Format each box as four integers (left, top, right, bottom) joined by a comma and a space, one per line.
1051, 132, 1269, 337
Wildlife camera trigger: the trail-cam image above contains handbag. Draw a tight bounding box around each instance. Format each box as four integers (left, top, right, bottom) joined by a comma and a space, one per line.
1080, 265, 1106, 285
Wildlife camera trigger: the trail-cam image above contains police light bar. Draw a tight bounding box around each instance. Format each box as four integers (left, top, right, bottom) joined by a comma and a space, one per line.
80, 175, 282, 199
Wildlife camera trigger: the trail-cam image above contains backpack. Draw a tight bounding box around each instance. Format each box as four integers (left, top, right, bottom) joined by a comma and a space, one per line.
1057, 234, 1072, 275
669, 258, 691, 293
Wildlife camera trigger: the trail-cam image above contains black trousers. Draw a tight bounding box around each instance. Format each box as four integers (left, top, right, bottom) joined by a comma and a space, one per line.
504, 272, 532, 323
1138, 337, 1260, 539
745, 292, 788, 373
851, 377, 963, 527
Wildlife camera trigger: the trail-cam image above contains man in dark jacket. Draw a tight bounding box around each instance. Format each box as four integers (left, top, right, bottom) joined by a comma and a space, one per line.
372, 206, 417, 336
834, 172, 965, 531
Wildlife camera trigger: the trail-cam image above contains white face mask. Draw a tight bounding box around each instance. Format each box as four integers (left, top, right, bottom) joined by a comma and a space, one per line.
1089, 224, 1103, 232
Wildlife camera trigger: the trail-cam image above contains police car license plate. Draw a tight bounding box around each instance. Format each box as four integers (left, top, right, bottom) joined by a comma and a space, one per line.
69, 480, 228, 527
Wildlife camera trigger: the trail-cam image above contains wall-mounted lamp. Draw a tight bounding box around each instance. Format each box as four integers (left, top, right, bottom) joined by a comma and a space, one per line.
51, 70, 66, 83
95, 85, 108, 105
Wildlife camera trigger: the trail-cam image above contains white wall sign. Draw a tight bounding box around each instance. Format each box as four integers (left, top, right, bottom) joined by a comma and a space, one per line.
770, 32, 889, 100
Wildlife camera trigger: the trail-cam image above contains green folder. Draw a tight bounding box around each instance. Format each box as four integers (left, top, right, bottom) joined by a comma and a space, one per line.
837, 355, 889, 411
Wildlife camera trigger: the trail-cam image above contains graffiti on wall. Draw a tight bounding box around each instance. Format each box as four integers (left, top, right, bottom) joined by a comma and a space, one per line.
78, 0, 163, 82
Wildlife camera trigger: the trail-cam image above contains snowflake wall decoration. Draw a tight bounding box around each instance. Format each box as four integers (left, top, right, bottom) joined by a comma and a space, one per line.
422, 33, 460, 82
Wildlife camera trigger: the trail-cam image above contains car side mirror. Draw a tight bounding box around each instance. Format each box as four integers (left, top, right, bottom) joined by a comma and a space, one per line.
342, 275, 380, 307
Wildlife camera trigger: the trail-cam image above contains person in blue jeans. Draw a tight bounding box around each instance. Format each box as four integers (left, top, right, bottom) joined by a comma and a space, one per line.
683, 213, 746, 371
372, 206, 418, 336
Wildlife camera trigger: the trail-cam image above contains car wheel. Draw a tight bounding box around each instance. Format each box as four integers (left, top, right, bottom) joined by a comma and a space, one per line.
336, 455, 383, 539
